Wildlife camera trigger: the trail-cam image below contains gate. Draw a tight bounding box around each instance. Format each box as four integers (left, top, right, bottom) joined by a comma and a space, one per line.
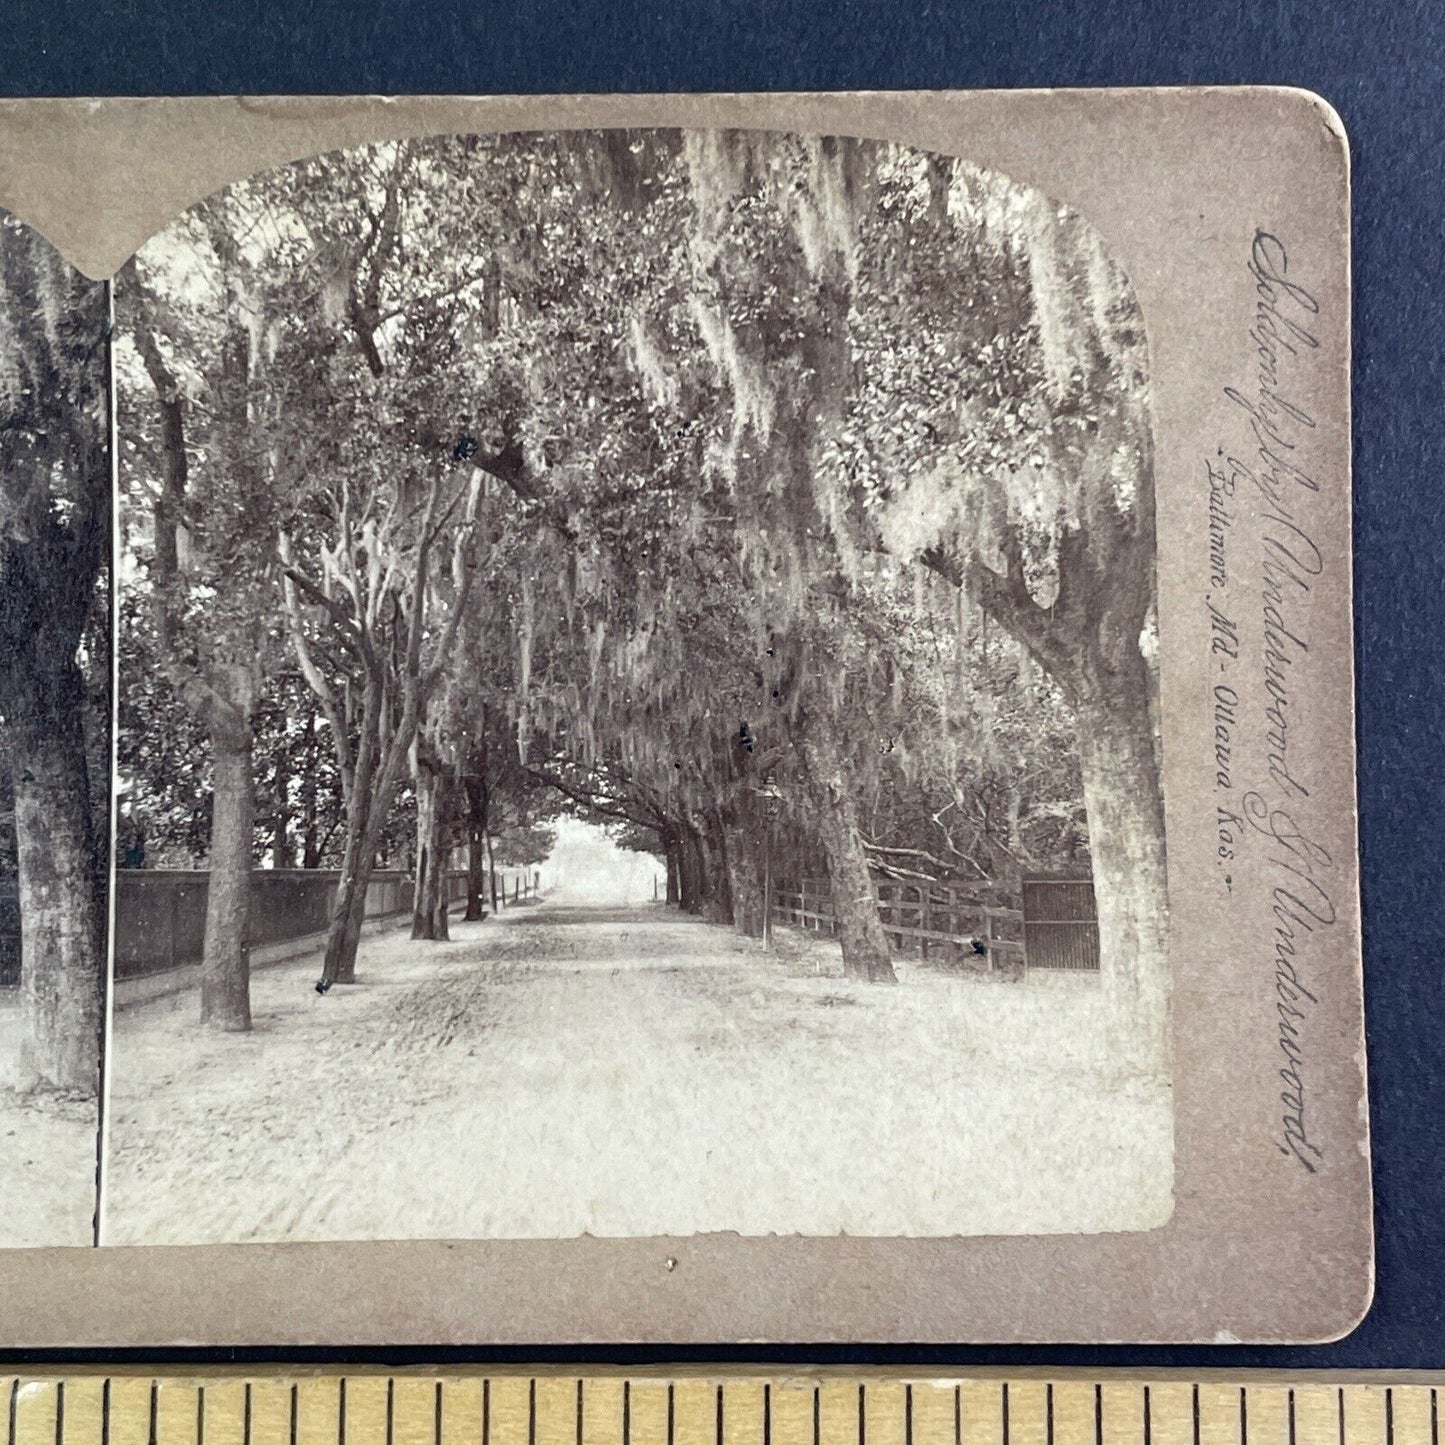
1020, 874, 1100, 971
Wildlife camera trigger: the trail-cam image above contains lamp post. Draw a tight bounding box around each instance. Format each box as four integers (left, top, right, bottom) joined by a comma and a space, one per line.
754, 778, 784, 951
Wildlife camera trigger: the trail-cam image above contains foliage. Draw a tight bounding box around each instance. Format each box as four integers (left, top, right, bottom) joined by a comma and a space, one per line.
117, 127, 1161, 944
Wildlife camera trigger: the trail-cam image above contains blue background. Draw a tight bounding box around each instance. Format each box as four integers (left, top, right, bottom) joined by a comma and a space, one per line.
2, 0, 1440, 1371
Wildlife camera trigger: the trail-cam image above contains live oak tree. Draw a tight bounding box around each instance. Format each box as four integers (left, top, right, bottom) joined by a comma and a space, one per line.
114, 129, 1164, 1058
119, 190, 298, 1032
0, 215, 109, 1092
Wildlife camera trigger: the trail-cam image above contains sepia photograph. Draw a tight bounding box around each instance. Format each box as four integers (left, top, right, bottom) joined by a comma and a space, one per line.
0, 213, 111, 1246
99, 126, 1172, 1246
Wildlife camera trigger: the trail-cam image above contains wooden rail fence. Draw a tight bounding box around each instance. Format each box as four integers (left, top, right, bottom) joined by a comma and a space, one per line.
772, 878, 1027, 970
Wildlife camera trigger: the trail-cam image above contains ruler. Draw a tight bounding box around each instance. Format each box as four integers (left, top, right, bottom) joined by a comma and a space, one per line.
3, 1375, 1441, 1445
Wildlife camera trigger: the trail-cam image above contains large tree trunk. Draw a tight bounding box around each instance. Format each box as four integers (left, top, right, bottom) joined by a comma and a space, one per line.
412, 776, 436, 941
462, 772, 490, 921
1074, 652, 1170, 1071
412, 762, 439, 940
801, 734, 896, 983
322, 810, 376, 987
696, 814, 734, 927
662, 825, 681, 906
318, 678, 418, 987
270, 734, 293, 869
721, 804, 766, 938
677, 826, 703, 913
484, 827, 499, 915
412, 764, 455, 941
200, 699, 255, 1031
9, 660, 104, 1093
321, 728, 381, 987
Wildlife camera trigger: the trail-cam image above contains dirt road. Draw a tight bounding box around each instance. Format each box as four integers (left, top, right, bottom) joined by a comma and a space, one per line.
101, 902, 1171, 1243
0, 993, 97, 1245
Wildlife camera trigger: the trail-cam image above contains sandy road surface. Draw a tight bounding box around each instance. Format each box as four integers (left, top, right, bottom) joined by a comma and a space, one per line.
0, 994, 97, 1246
101, 903, 1171, 1243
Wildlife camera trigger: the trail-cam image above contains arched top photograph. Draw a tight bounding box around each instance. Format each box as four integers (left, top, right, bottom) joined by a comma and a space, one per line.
103, 126, 1171, 1246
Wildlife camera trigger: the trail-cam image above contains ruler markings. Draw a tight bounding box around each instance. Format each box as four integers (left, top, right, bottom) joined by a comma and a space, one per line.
1099, 1387, 1142, 1445
721, 1381, 765, 1445
1051, 1381, 1094, 1445
1380, 1393, 1428, 1445
898, 1384, 951, 1445
16, 1383, 59, 1445
863, 1382, 905, 1445
1004, 1384, 1044, 1445
1341, 1389, 1388, 1445
15, 1381, 1445, 1445
580, 1381, 621, 1445
1140, 1384, 1188, 1445
531, 1377, 573, 1445
198, 1384, 240, 1445
58, 1376, 105, 1445
623, 1386, 667, 1445
668, 1382, 712, 1445
156, 1380, 199, 1445
1295, 1387, 1340, 1445
344, 1379, 387, 1445
960, 1385, 1000, 1445
487, 1378, 529, 1445
815, 1386, 855, 1445
438, 1379, 481, 1445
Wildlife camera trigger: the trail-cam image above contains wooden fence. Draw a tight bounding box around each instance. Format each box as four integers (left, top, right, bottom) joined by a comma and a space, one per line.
772, 878, 1027, 970
113, 866, 539, 981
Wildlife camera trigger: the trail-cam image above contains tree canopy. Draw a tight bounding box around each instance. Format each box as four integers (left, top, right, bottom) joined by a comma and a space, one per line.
116, 128, 1165, 1059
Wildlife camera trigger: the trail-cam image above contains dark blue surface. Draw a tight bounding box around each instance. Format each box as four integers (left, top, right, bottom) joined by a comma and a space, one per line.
2, 0, 1441, 1369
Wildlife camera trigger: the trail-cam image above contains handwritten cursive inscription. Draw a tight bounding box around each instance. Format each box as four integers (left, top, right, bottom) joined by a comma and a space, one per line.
1204, 230, 1336, 1174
